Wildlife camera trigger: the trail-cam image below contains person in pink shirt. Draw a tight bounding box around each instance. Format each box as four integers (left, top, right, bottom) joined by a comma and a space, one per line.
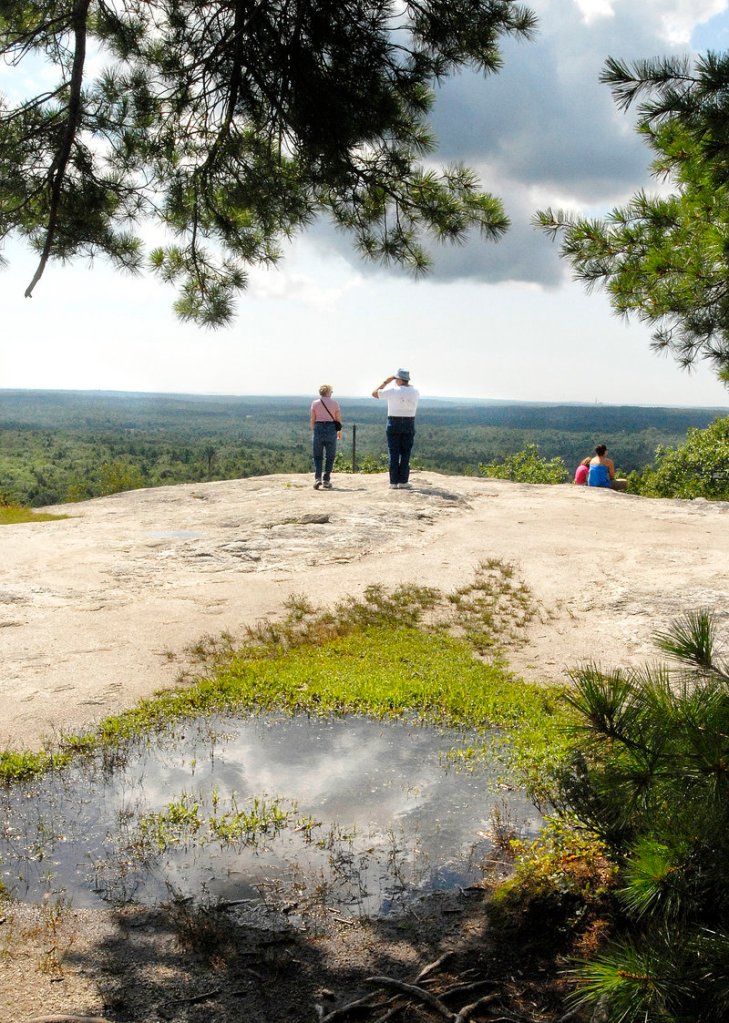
310, 384, 342, 490
574, 457, 591, 485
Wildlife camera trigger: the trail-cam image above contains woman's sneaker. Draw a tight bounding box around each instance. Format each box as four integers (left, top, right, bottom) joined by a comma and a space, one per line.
323, 481, 333, 489
313, 480, 322, 489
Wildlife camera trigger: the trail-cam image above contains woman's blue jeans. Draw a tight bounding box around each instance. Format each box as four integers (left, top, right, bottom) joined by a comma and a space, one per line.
312, 421, 338, 481
386, 417, 415, 484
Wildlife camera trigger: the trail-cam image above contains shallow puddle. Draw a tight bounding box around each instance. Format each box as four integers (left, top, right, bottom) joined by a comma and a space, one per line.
0, 715, 540, 919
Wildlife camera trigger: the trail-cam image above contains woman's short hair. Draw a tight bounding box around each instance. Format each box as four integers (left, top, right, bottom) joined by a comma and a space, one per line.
595, 444, 607, 456
319, 384, 333, 396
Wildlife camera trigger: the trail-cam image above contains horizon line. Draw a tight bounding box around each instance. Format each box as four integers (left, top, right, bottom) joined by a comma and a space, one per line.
2, 385, 729, 413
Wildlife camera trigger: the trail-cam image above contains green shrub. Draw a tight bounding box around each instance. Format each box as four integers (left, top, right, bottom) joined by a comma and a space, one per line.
631, 416, 729, 500
357, 452, 389, 473
98, 460, 145, 495
558, 610, 729, 1023
488, 815, 616, 939
479, 443, 569, 484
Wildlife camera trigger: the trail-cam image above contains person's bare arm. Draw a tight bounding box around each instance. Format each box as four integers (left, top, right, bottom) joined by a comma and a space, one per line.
372, 375, 395, 398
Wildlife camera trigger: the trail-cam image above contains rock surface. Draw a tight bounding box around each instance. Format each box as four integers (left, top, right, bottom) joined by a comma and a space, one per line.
2, 471, 728, 749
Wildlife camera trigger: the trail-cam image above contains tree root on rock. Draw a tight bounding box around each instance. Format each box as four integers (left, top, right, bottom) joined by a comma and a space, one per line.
317, 953, 508, 1023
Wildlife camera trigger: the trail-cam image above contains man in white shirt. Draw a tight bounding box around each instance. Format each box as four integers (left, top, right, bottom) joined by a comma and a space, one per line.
372, 369, 420, 489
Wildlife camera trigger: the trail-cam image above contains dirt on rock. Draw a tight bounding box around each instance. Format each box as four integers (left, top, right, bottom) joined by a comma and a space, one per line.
2, 874, 574, 1023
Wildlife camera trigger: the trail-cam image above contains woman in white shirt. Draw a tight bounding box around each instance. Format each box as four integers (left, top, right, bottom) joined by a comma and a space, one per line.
372, 369, 420, 489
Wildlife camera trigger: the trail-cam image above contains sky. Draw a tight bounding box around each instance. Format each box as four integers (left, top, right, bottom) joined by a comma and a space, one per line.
2, 0, 729, 408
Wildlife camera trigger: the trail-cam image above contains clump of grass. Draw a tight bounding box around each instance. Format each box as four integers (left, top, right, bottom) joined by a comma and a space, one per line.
0, 748, 71, 781
182, 583, 443, 673
167, 896, 236, 963
0, 562, 570, 793
210, 795, 293, 843
129, 790, 307, 858
446, 558, 544, 653
0, 504, 69, 525
182, 560, 542, 677
0, 896, 79, 980
136, 793, 204, 851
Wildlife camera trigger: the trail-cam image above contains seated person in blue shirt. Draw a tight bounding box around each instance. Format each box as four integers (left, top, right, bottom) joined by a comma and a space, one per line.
588, 444, 615, 488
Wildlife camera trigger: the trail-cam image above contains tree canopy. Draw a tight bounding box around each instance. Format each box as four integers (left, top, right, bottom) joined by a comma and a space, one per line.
631, 415, 729, 501
535, 52, 729, 384
0, 0, 536, 325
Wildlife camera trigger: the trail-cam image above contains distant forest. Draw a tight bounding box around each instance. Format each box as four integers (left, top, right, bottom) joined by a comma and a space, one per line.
1, 389, 727, 506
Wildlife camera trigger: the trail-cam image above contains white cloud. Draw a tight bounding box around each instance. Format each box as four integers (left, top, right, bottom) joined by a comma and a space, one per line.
574, 0, 615, 24
654, 0, 728, 43
571, 0, 728, 42
248, 264, 364, 310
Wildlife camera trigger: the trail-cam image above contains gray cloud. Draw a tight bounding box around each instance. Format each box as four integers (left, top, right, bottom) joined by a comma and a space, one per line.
423, 198, 564, 286
430, 0, 697, 188
311, 187, 565, 288
311, 1, 708, 287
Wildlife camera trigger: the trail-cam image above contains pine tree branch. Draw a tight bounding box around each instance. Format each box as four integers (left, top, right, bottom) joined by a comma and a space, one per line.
25, 0, 91, 299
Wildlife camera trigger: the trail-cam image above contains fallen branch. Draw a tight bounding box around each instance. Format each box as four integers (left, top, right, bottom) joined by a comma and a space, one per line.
481, 1016, 535, 1023
373, 1005, 405, 1023
320, 950, 500, 1023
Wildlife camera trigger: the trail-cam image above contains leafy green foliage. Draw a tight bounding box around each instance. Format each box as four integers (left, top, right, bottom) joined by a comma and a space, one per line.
0, 0, 536, 324
536, 52, 729, 381
97, 459, 145, 495
479, 443, 569, 484
350, 452, 389, 474
629, 416, 729, 500
489, 814, 617, 938
0, 749, 63, 783
556, 610, 729, 1023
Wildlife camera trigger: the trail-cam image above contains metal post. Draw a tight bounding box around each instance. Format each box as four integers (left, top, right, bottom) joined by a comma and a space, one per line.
351, 423, 357, 474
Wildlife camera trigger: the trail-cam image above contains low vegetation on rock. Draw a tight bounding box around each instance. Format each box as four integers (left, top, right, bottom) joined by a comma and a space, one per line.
1, 521, 727, 1023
